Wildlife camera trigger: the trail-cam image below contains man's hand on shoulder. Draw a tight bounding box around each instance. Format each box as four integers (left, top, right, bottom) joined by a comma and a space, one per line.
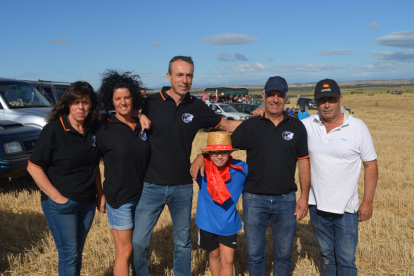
252, 106, 265, 117
139, 114, 151, 132
190, 154, 205, 180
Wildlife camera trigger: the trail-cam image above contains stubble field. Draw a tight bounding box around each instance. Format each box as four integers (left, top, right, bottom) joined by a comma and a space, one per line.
0, 91, 413, 275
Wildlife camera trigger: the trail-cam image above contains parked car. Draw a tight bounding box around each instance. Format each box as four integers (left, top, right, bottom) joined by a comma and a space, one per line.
0, 120, 41, 178
0, 78, 52, 129
391, 90, 402, 95
297, 98, 317, 109
229, 103, 260, 115
207, 103, 252, 120
25, 80, 70, 104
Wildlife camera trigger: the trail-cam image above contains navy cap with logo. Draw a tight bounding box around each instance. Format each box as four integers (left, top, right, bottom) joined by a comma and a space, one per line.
264, 76, 288, 95
314, 79, 341, 101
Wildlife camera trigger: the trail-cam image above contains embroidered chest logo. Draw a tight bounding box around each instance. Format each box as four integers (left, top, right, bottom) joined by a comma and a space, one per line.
182, 113, 194, 123
91, 135, 97, 146
282, 131, 294, 140
139, 131, 147, 141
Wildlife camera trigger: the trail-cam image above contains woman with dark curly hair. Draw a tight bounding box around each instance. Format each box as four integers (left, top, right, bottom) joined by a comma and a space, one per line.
27, 81, 104, 276
96, 70, 150, 276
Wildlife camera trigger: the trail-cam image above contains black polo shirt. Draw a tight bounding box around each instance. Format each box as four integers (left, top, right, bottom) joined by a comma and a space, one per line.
142, 87, 223, 185
29, 115, 100, 203
96, 114, 150, 208
231, 112, 309, 195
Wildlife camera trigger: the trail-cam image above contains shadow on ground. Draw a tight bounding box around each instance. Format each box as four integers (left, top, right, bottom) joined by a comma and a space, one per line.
0, 176, 49, 274
144, 207, 321, 276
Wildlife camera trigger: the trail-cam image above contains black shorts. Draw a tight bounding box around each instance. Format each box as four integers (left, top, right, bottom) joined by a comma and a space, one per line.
198, 228, 237, 251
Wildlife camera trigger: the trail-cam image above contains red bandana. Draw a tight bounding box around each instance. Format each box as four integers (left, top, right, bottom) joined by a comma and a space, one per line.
204, 156, 245, 204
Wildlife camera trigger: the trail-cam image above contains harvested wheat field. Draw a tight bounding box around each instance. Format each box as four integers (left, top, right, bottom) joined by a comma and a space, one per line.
1, 92, 413, 275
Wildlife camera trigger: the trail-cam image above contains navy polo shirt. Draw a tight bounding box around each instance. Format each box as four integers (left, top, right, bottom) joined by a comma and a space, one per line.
231, 112, 309, 195
29, 115, 100, 203
142, 87, 223, 185
96, 114, 150, 208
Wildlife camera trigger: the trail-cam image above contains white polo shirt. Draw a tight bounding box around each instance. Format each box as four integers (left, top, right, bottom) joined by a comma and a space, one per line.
301, 111, 377, 214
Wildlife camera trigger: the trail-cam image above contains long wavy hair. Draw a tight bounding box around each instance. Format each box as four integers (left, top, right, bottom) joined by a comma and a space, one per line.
97, 70, 145, 112
47, 81, 101, 127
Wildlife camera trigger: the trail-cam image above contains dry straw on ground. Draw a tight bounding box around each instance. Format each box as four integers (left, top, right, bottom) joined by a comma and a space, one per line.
1, 92, 413, 275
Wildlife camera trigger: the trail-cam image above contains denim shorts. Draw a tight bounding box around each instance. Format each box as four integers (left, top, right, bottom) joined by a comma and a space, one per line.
106, 199, 139, 230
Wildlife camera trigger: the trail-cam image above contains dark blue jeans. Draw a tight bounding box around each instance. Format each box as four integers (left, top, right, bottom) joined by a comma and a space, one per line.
132, 183, 193, 276
309, 205, 358, 276
41, 198, 95, 276
243, 191, 297, 276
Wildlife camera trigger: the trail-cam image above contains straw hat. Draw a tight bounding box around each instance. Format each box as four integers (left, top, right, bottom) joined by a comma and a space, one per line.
201, 131, 238, 153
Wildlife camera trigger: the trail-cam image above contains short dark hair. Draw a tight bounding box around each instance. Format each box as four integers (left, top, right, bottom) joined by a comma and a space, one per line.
168, 56, 194, 74
98, 70, 145, 112
47, 81, 101, 127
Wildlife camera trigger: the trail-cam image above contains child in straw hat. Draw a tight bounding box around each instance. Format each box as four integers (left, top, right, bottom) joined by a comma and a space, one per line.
195, 131, 248, 276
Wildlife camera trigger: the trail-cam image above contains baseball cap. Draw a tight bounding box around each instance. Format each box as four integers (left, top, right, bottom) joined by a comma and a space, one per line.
314, 79, 341, 101
264, 76, 288, 95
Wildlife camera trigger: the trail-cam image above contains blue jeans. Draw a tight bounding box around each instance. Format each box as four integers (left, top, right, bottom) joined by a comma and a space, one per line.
243, 191, 297, 276
132, 183, 193, 276
41, 198, 95, 276
309, 205, 358, 276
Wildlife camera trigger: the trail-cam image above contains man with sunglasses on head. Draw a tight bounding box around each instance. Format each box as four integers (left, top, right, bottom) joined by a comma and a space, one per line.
301, 79, 378, 276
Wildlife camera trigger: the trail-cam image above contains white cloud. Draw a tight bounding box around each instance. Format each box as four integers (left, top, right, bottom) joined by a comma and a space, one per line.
228, 63, 268, 72
364, 22, 379, 30
372, 31, 414, 48
227, 62, 346, 74
150, 41, 161, 48
265, 56, 273, 61
316, 49, 353, 56
216, 52, 233, 61
235, 53, 248, 61
49, 39, 69, 44
215, 65, 221, 68
371, 50, 414, 62
198, 33, 259, 45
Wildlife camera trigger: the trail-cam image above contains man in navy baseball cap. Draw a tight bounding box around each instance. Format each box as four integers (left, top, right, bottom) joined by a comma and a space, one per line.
264, 76, 288, 95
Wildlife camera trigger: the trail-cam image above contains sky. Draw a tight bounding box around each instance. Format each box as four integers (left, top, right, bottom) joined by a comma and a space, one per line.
1, 0, 414, 90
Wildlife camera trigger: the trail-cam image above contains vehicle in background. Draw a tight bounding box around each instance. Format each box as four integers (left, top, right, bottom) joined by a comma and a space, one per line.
25, 80, 70, 104
207, 103, 251, 120
343, 106, 354, 117
297, 97, 317, 109
391, 90, 402, 95
229, 103, 260, 115
0, 120, 41, 178
0, 78, 51, 129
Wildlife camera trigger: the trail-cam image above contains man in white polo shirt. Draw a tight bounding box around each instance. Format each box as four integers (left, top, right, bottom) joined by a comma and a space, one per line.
301, 79, 378, 276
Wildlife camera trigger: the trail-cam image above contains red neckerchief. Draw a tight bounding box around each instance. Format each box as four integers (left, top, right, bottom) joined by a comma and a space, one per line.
204, 156, 245, 205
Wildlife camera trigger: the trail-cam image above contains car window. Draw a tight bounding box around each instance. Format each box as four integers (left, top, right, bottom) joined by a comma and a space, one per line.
0, 82, 51, 108
218, 104, 238, 112
55, 87, 67, 101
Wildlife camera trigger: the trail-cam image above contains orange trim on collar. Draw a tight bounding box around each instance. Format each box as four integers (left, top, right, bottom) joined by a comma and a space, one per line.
107, 118, 112, 122
214, 117, 224, 128
28, 160, 43, 169
298, 155, 309, 160
60, 116, 71, 131
160, 90, 166, 101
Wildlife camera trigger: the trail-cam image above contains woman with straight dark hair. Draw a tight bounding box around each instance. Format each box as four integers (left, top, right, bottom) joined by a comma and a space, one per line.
96, 70, 150, 276
27, 81, 104, 276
